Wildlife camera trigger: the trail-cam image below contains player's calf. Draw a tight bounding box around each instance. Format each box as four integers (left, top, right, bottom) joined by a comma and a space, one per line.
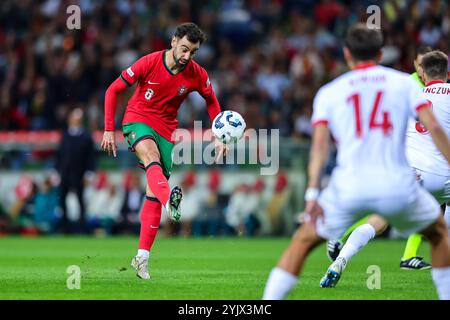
421, 215, 450, 267
263, 223, 322, 300
420, 215, 450, 299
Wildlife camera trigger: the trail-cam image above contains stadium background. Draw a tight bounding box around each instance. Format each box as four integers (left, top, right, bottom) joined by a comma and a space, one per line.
0, 0, 449, 238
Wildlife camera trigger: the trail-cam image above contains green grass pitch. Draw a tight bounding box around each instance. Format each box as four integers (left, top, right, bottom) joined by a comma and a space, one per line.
0, 236, 437, 300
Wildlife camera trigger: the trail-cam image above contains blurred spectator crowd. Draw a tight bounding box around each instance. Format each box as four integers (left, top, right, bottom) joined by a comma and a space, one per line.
0, 169, 295, 237
1, 0, 449, 140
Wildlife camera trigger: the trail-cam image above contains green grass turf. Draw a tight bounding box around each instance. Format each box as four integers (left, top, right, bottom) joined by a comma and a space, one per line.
0, 236, 437, 300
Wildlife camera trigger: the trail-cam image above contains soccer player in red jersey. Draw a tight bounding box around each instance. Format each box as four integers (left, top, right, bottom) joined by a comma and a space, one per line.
101, 23, 228, 279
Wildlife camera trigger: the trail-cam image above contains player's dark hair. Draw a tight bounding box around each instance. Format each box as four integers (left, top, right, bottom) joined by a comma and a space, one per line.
344, 23, 383, 61
415, 45, 433, 58
421, 50, 449, 79
174, 23, 206, 44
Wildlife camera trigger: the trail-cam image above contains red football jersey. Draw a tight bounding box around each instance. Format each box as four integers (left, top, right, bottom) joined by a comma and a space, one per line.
119, 50, 220, 142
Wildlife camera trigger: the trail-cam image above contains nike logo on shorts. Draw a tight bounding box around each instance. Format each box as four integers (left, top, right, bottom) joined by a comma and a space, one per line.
148, 81, 160, 85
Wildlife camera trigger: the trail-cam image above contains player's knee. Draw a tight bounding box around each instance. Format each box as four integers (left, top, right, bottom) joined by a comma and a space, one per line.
293, 225, 319, 251
145, 185, 156, 197
422, 217, 448, 246
135, 140, 160, 165
141, 152, 160, 165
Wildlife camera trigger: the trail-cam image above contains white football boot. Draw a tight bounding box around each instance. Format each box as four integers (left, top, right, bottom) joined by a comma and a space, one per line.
320, 257, 347, 288
166, 186, 182, 222
131, 255, 150, 280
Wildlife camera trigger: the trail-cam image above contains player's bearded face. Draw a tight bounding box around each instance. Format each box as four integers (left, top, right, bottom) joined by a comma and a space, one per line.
173, 36, 200, 66
173, 48, 186, 66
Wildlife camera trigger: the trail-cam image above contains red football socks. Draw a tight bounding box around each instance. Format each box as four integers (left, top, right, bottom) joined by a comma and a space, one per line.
138, 197, 162, 251
145, 163, 170, 207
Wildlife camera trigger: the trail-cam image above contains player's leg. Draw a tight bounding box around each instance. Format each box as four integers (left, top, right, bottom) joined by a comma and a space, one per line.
400, 187, 450, 299
338, 216, 370, 243
75, 183, 87, 234
132, 139, 183, 278
445, 203, 450, 235
327, 215, 369, 261
420, 215, 450, 299
134, 139, 181, 222
58, 182, 70, 234
123, 122, 181, 221
131, 188, 162, 279
400, 233, 429, 269
123, 123, 181, 279
402, 233, 423, 262
135, 139, 171, 206
401, 173, 450, 269
262, 221, 323, 300
320, 214, 386, 288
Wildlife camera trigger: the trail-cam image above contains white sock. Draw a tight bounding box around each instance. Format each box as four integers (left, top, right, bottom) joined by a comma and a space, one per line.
262, 267, 298, 300
137, 249, 150, 259
432, 266, 450, 300
338, 224, 376, 263
445, 205, 450, 235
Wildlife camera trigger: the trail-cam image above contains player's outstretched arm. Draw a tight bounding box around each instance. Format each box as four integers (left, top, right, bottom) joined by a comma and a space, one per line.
418, 106, 450, 164
304, 124, 330, 225
307, 124, 330, 189
200, 76, 229, 162
101, 77, 128, 157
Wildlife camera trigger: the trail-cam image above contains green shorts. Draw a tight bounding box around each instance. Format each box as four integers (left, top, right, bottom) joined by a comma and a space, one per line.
122, 122, 174, 178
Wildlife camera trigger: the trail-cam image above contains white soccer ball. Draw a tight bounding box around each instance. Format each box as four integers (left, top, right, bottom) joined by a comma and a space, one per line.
212, 110, 246, 144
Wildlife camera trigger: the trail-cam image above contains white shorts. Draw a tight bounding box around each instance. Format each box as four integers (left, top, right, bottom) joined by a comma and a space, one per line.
316, 176, 441, 240
413, 168, 450, 205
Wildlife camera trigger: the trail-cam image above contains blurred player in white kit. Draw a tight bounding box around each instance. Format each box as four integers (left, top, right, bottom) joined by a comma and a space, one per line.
319, 50, 450, 289
262, 24, 450, 300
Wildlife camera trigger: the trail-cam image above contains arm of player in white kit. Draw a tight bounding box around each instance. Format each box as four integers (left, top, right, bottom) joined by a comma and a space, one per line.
307, 124, 330, 189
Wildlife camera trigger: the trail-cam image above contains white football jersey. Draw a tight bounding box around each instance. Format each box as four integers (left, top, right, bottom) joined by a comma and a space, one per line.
312, 64, 430, 197
406, 81, 450, 177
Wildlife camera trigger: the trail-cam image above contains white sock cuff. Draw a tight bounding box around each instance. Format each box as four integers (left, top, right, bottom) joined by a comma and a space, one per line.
358, 223, 376, 239
262, 267, 298, 300
432, 266, 450, 280
272, 267, 298, 283
137, 249, 150, 258
432, 266, 450, 300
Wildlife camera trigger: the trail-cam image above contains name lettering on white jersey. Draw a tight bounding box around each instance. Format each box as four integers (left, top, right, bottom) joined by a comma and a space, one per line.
406, 82, 450, 176
424, 86, 450, 95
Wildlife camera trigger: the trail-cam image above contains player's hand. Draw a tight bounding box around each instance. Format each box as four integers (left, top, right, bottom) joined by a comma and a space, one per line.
101, 131, 117, 157
214, 138, 229, 163
304, 200, 324, 227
